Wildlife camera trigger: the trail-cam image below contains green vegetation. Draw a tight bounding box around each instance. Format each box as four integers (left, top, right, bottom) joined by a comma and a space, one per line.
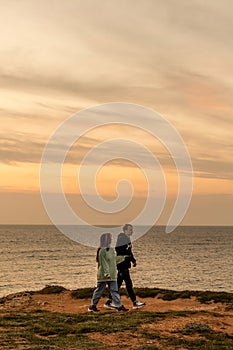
71, 287, 96, 299
176, 322, 214, 335
69, 286, 233, 305
36, 285, 67, 294
0, 309, 232, 350
134, 287, 233, 305
1, 287, 233, 349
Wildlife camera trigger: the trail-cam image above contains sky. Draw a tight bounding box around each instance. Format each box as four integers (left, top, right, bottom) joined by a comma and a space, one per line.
0, 0, 232, 226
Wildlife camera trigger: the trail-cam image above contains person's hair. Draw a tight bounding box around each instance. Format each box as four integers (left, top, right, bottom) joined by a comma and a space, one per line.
123, 223, 132, 232
96, 233, 111, 262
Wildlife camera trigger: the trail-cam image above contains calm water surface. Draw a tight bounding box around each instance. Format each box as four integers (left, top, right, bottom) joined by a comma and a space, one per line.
0, 225, 232, 297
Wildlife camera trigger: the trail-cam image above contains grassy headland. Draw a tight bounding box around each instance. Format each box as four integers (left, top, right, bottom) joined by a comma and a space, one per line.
0, 286, 233, 350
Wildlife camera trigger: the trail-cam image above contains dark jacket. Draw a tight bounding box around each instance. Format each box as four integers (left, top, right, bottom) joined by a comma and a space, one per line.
115, 232, 136, 270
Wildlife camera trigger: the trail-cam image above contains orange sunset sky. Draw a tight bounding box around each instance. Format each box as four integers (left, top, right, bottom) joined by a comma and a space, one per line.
0, 0, 232, 226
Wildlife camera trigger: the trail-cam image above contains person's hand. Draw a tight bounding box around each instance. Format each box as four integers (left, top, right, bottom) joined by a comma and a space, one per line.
133, 261, 137, 267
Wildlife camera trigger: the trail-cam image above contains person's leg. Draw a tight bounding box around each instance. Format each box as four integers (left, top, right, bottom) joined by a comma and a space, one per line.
105, 269, 124, 305
117, 269, 124, 290
121, 269, 136, 303
108, 281, 122, 308
91, 282, 106, 306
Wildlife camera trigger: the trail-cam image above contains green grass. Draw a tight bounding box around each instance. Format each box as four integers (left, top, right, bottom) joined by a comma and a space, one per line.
1, 287, 233, 349
69, 286, 233, 305
0, 310, 157, 349
2, 285, 229, 306
134, 288, 233, 305
36, 285, 67, 295
0, 309, 232, 350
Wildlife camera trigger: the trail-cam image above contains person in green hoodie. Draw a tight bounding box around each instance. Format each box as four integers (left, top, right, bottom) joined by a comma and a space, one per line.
88, 232, 129, 312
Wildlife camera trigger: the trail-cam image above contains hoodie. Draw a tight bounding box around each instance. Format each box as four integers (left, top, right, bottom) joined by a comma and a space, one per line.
97, 247, 125, 281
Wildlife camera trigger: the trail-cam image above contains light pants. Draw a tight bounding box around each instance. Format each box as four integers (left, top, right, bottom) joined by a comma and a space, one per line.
91, 280, 122, 308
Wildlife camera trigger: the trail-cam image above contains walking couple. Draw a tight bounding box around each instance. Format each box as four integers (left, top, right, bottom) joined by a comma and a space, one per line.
88, 224, 145, 312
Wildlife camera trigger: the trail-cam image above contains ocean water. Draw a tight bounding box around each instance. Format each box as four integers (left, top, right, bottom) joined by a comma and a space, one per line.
0, 225, 232, 298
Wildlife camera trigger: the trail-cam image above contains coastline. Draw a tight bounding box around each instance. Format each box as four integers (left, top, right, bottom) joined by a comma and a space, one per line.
0, 286, 233, 349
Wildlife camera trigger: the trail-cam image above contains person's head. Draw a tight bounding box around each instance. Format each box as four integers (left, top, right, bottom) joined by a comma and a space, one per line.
100, 232, 112, 248
96, 232, 112, 262
123, 224, 133, 236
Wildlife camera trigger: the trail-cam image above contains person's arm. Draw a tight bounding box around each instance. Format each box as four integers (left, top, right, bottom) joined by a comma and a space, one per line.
116, 255, 125, 265
99, 249, 111, 278
129, 247, 137, 266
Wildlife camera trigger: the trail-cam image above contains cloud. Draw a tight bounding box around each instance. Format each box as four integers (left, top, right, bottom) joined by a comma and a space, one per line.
0, 1, 232, 189
1, 0, 232, 96
0, 134, 45, 165
0, 131, 108, 165
1, 127, 232, 183
193, 159, 233, 181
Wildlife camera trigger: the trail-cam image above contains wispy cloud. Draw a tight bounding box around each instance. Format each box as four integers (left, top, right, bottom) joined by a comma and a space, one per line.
1, 1, 232, 100
1, 129, 232, 182
0, 134, 45, 165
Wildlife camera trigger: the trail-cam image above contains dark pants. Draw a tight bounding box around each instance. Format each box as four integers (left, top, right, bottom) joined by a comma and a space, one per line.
109, 268, 136, 303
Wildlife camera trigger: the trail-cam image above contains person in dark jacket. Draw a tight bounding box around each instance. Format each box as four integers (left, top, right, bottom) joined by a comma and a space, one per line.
104, 224, 145, 309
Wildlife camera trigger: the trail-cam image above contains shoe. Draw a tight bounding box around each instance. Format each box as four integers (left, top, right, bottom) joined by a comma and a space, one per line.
133, 300, 145, 309
117, 305, 129, 312
104, 302, 118, 310
88, 305, 100, 312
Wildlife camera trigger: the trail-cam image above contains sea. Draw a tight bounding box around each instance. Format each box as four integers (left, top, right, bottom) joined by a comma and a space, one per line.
0, 225, 232, 298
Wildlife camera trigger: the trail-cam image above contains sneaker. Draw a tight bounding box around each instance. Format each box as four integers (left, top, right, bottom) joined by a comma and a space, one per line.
133, 300, 145, 309
117, 305, 129, 312
104, 302, 118, 310
88, 305, 100, 312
